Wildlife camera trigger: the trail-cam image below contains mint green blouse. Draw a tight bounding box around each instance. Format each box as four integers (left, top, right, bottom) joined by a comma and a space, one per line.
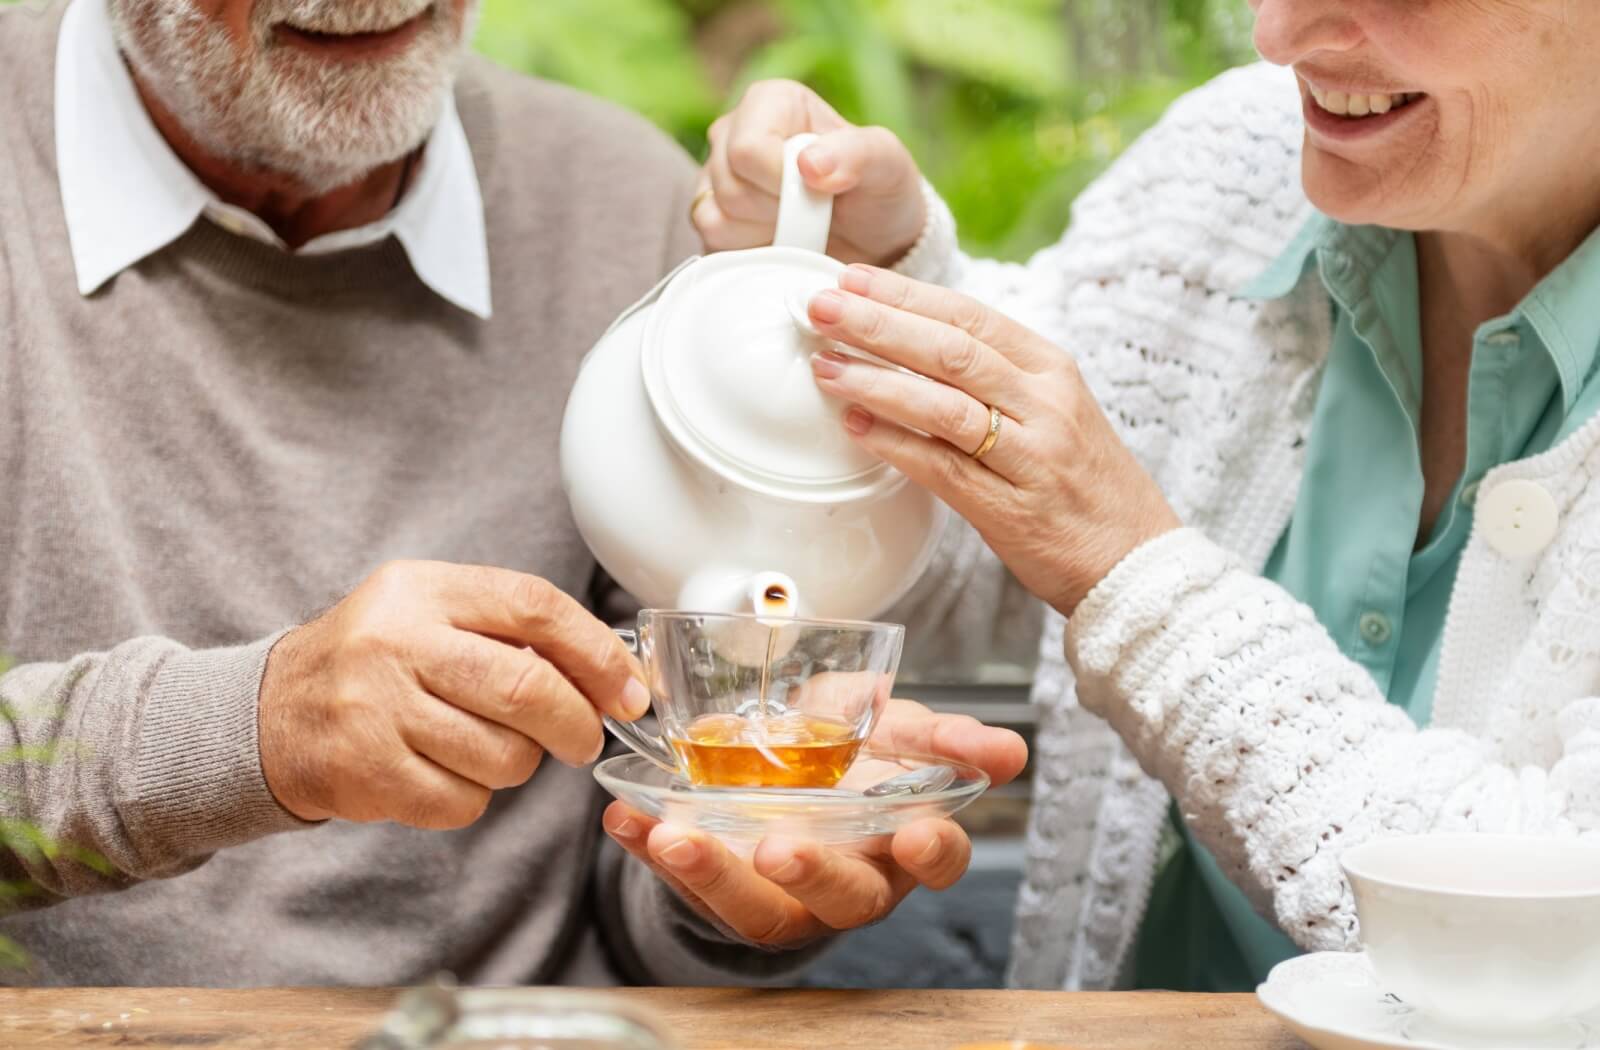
1132, 216, 1600, 992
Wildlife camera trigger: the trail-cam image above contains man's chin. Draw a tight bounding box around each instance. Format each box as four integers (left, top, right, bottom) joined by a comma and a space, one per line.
235, 49, 459, 193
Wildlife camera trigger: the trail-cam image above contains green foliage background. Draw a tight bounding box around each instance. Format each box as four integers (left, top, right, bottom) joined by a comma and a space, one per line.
474, 0, 1255, 260
0, 0, 1256, 259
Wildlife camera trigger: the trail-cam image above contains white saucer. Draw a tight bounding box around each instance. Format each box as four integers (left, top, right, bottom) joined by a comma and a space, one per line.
1257, 952, 1600, 1050
593, 748, 988, 853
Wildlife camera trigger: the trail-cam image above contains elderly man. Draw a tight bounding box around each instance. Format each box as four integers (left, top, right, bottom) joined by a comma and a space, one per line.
0, 0, 1027, 986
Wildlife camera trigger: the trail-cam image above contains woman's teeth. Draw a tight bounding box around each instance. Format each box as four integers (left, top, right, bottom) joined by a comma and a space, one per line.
1307, 84, 1422, 118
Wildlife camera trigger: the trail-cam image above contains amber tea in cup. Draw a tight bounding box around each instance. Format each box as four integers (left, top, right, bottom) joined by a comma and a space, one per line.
669, 712, 864, 788
604, 611, 903, 789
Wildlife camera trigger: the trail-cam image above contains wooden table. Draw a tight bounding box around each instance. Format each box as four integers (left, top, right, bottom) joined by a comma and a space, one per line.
0, 987, 1305, 1049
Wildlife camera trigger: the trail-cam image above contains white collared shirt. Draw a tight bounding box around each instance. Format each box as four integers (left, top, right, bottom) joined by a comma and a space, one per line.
54, 0, 493, 319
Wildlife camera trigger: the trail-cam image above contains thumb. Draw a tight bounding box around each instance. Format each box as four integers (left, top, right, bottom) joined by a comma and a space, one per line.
799, 125, 916, 197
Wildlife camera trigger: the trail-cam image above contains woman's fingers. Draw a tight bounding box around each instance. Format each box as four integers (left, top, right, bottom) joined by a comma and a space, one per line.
693, 194, 778, 253
723, 81, 850, 194
810, 352, 1033, 480
706, 119, 780, 226
691, 163, 777, 253
798, 125, 915, 196
808, 288, 1028, 413
869, 699, 1030, 789
837, 264, 1062, 374
839, 406, 1014, 520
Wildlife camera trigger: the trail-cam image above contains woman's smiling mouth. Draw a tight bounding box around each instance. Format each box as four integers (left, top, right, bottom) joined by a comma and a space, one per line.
1300, 77, 1430, 142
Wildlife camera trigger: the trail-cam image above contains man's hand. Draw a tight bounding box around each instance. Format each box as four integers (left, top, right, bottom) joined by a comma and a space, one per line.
258, 561, 649, 828
603, 699, 1028, 946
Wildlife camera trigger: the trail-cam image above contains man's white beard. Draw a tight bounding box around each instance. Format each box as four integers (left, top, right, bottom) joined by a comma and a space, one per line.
109, 0, 477, 194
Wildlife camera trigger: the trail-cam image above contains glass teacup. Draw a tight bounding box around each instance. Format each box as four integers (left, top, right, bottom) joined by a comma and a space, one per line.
605, 611, 904, 789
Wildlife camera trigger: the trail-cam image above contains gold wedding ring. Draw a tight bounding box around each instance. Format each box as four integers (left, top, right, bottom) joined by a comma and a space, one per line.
689, 187, 715, 224
970, 406, 1003, 461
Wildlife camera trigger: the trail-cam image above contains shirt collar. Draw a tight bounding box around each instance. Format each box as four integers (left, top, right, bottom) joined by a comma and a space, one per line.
1240, 213, 1333, 301
54, 0, 492, 319
1245, 213, 1600, 412
1516, 225, 1600, 411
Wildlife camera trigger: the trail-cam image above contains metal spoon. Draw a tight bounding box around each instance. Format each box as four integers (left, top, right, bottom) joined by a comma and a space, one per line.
863, 764, 958, 797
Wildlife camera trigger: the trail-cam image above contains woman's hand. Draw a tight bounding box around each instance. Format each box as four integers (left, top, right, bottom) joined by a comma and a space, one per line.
806, 265, 1182, 618
695, 80, 927, 266
603, 699, 1027, 947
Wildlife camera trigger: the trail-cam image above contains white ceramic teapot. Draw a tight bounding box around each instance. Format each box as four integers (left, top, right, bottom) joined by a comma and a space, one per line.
560, 135, 947, 625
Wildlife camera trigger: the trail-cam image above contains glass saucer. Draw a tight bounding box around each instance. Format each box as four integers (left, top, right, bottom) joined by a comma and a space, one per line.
593, 749, 989, 851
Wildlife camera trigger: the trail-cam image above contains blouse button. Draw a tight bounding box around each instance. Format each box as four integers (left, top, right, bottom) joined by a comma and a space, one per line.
1358, 611, 1393, 647
1480, 479, 1560, 559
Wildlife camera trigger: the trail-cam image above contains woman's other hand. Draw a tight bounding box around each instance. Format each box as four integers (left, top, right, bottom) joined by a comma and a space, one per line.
695, 80, 926, 266
808, 265, 1182, 618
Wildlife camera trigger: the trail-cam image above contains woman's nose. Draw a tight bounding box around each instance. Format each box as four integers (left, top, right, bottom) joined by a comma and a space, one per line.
1251, 0, 1364, 66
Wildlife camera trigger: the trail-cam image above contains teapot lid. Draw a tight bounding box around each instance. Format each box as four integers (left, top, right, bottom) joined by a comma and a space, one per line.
640, 137, 902, 504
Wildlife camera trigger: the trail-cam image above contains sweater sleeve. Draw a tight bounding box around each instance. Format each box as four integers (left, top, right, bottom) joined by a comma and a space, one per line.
1065, 528, 1599, 953
0, 635, 311, 905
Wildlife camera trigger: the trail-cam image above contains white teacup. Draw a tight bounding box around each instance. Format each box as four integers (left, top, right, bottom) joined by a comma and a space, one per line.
1342, 834, 1600, 1039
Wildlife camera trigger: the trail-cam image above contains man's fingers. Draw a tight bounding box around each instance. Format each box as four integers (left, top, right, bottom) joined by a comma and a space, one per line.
889, 818, 973, 891
414, 630, 605, 766
646, 824, 824, 948
399, 692, 545, 790
376, 753, 493, 831
753, 836, 910, 930
416, 563, 648, 722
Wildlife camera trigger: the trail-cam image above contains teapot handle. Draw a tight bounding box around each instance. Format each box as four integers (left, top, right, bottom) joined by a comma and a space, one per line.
772, 133, 836, 255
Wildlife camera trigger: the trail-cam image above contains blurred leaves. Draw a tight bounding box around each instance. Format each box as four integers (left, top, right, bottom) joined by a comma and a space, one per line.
476, 0, 1253, 259
0, 655, 104, 970
475, 0, 719, 138
0, 0, 1255, 257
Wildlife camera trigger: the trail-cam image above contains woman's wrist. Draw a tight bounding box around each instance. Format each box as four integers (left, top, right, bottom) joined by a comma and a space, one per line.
1065, 527, 1229, 688
889, 180, 958, 285
1050, 509, 1185, 620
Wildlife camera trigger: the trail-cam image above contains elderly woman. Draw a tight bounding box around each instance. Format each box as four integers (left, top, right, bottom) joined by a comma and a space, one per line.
696, 0, 1600, 991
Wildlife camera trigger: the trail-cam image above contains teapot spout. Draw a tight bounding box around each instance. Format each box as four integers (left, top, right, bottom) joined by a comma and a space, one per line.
678, 569, 803, 669
676, 568, 802, 620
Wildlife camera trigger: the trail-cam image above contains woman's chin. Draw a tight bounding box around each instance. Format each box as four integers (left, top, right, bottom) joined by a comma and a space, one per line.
1300, 152, 1423, 232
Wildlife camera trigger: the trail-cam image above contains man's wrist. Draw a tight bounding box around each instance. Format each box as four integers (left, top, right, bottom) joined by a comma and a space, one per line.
133, 631, 315, 862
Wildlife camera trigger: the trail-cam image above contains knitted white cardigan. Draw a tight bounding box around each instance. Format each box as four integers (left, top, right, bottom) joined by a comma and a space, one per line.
897, 62, 1600, 990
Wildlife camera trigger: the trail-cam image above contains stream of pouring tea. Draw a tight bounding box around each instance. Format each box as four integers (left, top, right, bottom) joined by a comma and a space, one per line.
668, 622, 864, 787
